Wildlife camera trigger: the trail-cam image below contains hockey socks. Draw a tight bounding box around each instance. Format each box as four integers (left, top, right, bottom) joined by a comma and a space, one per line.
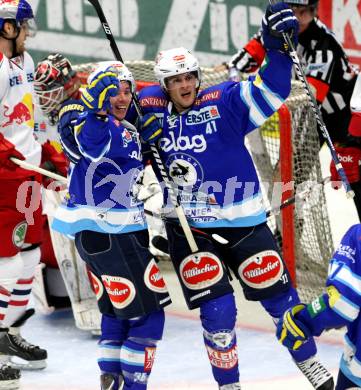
200, 293, 239, 386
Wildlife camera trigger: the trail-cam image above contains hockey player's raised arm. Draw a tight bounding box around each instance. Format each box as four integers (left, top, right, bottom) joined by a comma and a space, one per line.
226, 3, 298, 134
74, 68, 119, 161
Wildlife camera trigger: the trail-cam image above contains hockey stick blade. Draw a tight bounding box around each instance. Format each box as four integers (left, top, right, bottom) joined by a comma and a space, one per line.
152, 236, 169, 254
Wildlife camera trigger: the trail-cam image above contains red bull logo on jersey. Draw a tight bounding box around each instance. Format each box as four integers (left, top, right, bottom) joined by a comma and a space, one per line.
180, 252, 223, 290
101, 275, 136, 309
2, 93, 34, 128
144, 259, 168, 293
238, 250, 284, 289
3, 102, 31, 127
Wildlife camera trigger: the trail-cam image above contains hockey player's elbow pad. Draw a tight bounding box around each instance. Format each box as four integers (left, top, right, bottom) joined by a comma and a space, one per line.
299, 285, 353, 335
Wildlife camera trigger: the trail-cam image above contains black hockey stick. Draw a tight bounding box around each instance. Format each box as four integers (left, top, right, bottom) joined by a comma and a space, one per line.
88, 0, 199, 252
267, 0, 354, 198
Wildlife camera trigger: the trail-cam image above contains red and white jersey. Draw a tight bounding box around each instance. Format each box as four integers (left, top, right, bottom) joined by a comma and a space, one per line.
33, 104, 59, 146
0, 51, 41, 178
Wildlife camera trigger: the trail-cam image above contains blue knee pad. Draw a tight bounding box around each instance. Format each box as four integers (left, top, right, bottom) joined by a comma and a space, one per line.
200, 292, 237, 331
260, 286, 300, 319
200, 293, 239, 386
260, 287, 317, 362
128, 309, 165, 342
100, 314, 130, 342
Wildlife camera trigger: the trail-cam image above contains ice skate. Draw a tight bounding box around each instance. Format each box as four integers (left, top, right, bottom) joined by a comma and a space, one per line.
219, 383, 242, 390
0, 327, 47, 370
296, 356, 334, 389
100, 373, 124, 390
0, 363, 20, 389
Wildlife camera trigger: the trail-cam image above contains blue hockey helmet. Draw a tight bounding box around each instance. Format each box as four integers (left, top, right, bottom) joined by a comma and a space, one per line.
0, 0, 36, 36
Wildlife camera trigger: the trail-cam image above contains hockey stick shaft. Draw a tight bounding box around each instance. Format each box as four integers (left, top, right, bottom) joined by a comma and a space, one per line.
144, 176, 331, 220
10, 157, 68, 183
87, 0, 198, 252
268, 0, 354, 198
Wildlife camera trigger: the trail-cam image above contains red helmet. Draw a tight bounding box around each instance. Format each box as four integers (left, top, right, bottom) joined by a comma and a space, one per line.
34, 53, 80, 122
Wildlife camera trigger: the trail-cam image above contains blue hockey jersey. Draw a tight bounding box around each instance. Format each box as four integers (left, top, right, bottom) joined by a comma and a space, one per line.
52, 112, 147, 235
327, 224, 361, 385
137, 50, 292, 229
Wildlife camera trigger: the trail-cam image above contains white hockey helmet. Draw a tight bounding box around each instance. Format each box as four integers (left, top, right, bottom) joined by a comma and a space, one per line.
89, 61, 136, 93
154, 47, 201, 90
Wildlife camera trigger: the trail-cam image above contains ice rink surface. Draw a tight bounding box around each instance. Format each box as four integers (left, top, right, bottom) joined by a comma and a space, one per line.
20, 145, 359, 390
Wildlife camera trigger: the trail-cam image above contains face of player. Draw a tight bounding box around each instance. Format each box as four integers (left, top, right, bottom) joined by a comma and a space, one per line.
15, 24, 29, 54
110, 81, 132, 120
290, 5, 316, 33
165, 72, 198, 113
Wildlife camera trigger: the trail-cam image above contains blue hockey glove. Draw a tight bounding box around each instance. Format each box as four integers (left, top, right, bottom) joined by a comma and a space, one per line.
58, 101, 85, 163
276, 304, 311, 350
140, 113, 163, 143
262, 2, 299, 52
81, 68, 119, 112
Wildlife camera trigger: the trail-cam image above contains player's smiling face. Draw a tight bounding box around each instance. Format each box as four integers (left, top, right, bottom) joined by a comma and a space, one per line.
110, 81, 132, 120
165, 72, 198, 113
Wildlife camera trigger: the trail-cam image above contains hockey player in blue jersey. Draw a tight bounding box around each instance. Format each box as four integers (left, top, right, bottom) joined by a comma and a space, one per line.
137, 3, 333, 390
52, 62, 171, 390
277, 223, 361, 390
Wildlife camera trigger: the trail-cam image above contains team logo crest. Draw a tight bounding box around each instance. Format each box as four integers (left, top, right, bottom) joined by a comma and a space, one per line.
179, 252, 223, 290
144, 259, 168, 293
101, 275, 136, 309
238, 250, 284, 289
121, 128, 133, 147
167, 153, 203, 190
12, 221, 27, 248
89, 272, 104, 300
167, 114, 178, 129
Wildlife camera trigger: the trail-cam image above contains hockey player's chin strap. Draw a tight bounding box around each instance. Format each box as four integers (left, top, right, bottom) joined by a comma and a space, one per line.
0, 20, 21, 58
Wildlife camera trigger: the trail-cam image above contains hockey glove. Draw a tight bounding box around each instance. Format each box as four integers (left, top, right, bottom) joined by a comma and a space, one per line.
0, 133, 25, 170
140, 113, 163, 143
262, 2, 299, 52
81, 68, 119, 112
276, 304, 311, 350
58, 101, 84, 164
330, 146, 361, 189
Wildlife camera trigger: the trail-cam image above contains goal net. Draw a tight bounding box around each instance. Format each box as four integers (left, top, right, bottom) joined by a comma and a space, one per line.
74, 61, 334, 302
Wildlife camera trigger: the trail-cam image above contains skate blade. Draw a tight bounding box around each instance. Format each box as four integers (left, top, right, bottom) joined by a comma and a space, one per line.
9, 356, 47, 370
0, 379, 20, 389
